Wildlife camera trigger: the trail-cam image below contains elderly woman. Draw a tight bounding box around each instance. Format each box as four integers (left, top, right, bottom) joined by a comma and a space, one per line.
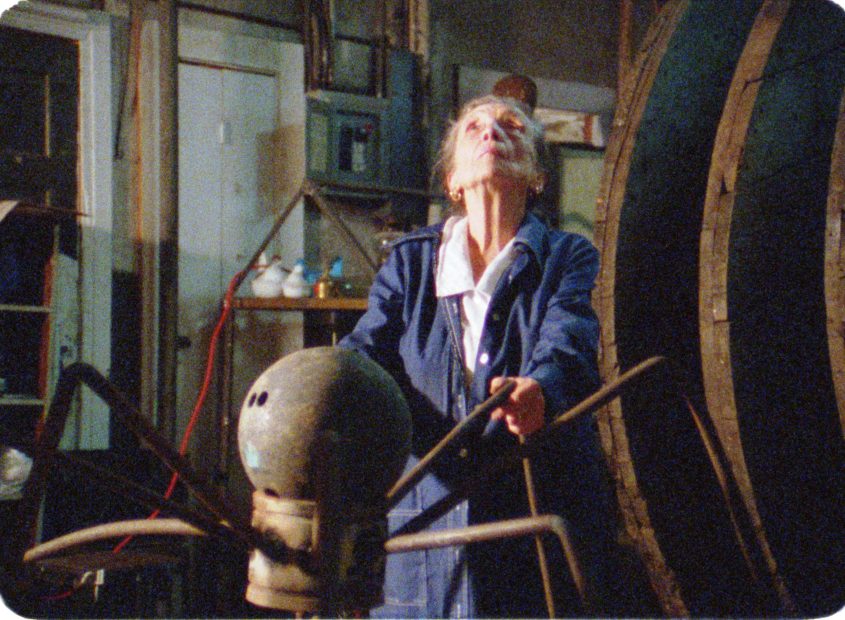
339, 95, 620, 618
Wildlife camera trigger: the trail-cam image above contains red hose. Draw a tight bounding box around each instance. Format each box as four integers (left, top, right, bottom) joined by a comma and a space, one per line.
41, 271, 248, 602
112, 269, 246, 553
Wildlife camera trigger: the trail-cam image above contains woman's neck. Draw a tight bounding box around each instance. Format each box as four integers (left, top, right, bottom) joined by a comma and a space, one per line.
463, 184, 526, 281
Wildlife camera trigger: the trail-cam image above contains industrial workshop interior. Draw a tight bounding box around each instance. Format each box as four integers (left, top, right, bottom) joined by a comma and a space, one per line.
2, 0, 845, 617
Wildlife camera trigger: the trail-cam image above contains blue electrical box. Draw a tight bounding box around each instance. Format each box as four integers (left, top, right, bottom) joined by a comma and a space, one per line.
305, 90, 391, 189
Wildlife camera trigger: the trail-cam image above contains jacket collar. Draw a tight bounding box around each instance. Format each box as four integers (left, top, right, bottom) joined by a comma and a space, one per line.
396, 211, 548, 265
395, 222, 443, 244
511, 212, 548, 266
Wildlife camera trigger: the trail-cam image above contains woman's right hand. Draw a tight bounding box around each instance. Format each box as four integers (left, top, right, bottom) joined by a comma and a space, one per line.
489, 376, 545, 436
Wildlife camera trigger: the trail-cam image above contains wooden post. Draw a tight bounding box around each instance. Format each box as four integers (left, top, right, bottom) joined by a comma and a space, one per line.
618, 0, 632, 97
157, 0, 179, 443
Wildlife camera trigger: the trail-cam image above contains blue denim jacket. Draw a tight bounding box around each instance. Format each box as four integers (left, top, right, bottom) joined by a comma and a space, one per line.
339, 213, 613, 618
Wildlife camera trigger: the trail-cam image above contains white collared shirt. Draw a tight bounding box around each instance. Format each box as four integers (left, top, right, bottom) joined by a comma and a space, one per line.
435, 216, 517, 378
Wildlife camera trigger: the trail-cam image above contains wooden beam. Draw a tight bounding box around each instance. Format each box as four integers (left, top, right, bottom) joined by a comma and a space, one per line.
157, 0, 179, 444
618, 0, 633, 96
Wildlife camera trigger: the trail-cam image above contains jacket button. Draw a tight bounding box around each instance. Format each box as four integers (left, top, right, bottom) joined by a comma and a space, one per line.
479, 352, 489, 365
491, 312, 500, 322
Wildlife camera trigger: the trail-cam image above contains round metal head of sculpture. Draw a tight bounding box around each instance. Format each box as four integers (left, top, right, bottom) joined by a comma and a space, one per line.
237, 346, 411, 615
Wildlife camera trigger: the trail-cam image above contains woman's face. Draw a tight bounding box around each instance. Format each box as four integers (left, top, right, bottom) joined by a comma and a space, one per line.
448, 101, 538, 195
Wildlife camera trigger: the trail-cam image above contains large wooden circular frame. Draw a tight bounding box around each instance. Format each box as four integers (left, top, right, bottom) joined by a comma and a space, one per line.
593, 2, 689, 614
699, 0, 845, 614
596, 0, 845, 616
828, 84, 845, 436
697, 0, 793, 612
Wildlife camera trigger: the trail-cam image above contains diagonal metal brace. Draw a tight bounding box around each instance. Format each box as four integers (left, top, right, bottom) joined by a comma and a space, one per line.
10, 362, 257, 571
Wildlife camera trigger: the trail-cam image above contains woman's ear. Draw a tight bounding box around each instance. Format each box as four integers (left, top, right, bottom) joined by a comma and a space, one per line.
445, 173, 462, 202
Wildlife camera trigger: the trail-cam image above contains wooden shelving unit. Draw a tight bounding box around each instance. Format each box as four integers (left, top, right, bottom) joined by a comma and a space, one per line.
0, 203, 62, 463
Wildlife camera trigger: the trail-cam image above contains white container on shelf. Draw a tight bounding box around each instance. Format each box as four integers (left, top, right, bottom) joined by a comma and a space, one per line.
282, 262, 312, 298
251, 253, 286, 298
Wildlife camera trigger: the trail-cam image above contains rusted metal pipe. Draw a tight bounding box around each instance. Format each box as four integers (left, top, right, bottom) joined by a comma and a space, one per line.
392, 356, 666, 538
54, 451, 245, 548
519, 433, 555, 618
385, 379, 516, 509
12, 362, 254, 572
385, 514, 588, 613
23, 519, 207, 565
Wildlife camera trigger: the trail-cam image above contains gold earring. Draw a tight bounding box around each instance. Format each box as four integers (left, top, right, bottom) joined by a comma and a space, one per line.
449, 187, 463, 202
531, 178, 545, 194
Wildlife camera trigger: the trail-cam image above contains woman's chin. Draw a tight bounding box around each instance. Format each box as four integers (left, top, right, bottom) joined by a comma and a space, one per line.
456, 166, 530, 190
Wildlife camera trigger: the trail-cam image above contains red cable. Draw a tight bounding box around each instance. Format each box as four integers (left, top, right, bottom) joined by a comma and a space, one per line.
112, 269, 246, 553
46, 269, 248, 600
42, 589, 75, 601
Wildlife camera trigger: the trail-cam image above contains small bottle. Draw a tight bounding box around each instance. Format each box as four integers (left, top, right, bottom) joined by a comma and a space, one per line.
314, 271, 337, 299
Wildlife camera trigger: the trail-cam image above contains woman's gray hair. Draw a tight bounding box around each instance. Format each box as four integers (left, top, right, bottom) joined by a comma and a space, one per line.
433, 94, 546, 206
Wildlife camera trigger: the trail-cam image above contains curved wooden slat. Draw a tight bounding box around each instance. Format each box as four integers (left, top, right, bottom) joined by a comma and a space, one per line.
593, 3, 690, 616
716, 1, 845, 615
698, 0, 795, 612
595, 0, 776, 615
826, 89, 845, 438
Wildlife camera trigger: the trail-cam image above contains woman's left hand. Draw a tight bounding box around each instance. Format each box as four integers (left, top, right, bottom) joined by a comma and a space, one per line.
489, 376, 545, 436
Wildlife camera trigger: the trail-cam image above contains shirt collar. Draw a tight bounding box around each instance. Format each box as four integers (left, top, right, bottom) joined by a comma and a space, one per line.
435, 216, 474, 297
435, 216, 519, 298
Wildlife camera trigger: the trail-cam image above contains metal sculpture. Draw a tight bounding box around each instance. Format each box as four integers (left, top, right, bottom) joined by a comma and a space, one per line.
4, 349, 665, 617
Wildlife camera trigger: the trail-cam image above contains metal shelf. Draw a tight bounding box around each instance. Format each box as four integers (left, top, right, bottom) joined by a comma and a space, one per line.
232, 296, 368, 312
0, 396, 45, 407
0, 304, 51, 314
